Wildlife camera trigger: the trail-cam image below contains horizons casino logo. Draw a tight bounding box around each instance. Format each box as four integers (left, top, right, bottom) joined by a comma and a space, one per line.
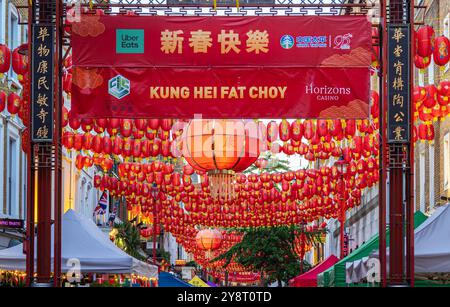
306, 83, 351, 101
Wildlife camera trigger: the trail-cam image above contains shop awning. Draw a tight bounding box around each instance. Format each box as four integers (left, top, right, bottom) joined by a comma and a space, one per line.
158, 271, 193, 287
289, 255, 339, 287
0, 209, 158, 279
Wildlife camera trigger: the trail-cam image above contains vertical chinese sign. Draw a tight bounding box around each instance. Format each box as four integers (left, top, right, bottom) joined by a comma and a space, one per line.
387, 24, 410, 143
32, 25, 54, 142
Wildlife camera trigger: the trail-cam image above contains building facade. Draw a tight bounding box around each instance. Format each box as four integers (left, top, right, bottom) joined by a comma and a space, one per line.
0, 0, 28, 249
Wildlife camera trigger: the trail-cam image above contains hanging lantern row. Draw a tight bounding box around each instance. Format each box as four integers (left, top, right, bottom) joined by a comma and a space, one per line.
74, 153, 114, 172
0, 43, 29, 81
62, 131, 175, 160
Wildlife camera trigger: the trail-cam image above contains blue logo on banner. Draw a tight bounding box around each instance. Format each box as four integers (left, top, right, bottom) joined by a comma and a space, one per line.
280, 35, 294, 49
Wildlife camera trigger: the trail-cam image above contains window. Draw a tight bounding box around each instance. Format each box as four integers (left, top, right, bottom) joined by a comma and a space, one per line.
444, 133, 450, 191
0, 0, 5, 44
428, 57, 435, 85
418, 70, 424, 86
429, 144, 435, 210
8, 5, 20, 80
7, 137, 17, 216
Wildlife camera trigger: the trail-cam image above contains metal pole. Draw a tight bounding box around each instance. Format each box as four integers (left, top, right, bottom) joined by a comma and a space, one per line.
153, 201, 157, 265
379, 0, 388, 288
53, 0, 63, 287
407, 0, 415, 287
340, 172, 345, 259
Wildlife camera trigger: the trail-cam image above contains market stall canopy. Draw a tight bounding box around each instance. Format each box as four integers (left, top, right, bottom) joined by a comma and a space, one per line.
369, 204, 450, 274
289, 255, 339, 287
158, 272, 193, 287
0, 209, 158, 279
188, 276, 210, 287
318, 211, 427, 287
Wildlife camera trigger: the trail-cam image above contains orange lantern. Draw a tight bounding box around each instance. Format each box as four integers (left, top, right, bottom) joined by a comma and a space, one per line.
196, 228, 223, 254
181, 119, 260, 200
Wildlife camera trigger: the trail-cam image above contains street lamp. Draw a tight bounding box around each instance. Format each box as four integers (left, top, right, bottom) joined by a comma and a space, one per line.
151, 183, 159, 267
334, 156, 348, 259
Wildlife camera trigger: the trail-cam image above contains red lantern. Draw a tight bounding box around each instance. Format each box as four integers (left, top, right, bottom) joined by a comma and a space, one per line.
91, 135, 103, 154
416, 26, 435, 58
62, 131, 74, 149
279, 119, 290, 142
75, 154, 85, 170
344, 119, 356, 138
69, 111, 81, 130
62, 106, 69, 128
120, 119, 133, 138
422, 85, 437, 109
433, 36, 450, 67
290, 120, 303, 142
122, 138, 133, 157
413, 86, 427, 104
438, 81, 450, 97
12, 46, 28, 77
7, 92, 21, 115
414, 54, 431, 70
112, 136, 123, 155
317, 119, 329, 138
0, 91, 6, 112
303, 120, 315, 140
82, 133, 93, 150
0, 44, 11, 75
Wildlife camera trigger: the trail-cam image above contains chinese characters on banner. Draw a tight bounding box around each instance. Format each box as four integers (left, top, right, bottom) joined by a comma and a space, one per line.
71, 16, 372, 119
388, 24, 410, 143
32, 25, 54, 142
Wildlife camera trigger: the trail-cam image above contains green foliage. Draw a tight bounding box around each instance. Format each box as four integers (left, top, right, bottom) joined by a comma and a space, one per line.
212, 225, 320, 286
113, 221, 146, 261
158, 249, 171, 263
244, 152, 291, 174
90, 280, 121, 287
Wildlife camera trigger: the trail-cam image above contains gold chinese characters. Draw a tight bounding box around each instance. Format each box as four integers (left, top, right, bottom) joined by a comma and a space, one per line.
161, 29, 269, 54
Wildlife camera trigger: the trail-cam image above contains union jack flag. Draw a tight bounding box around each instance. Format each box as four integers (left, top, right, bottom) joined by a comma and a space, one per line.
93, 191, 108, 216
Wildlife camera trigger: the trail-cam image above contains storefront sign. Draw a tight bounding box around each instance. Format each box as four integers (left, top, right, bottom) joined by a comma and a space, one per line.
71, 16, 372, 119
387, 24, 410, 143
0, 218, 24, 229
32, 25, 54, 142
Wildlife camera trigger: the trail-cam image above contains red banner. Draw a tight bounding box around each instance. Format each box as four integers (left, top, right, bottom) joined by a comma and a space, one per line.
71, 15, 372, 119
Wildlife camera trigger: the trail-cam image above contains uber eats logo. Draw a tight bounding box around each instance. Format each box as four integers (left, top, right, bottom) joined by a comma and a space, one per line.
116, 29, 144, 54
109, 75, 130, 99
